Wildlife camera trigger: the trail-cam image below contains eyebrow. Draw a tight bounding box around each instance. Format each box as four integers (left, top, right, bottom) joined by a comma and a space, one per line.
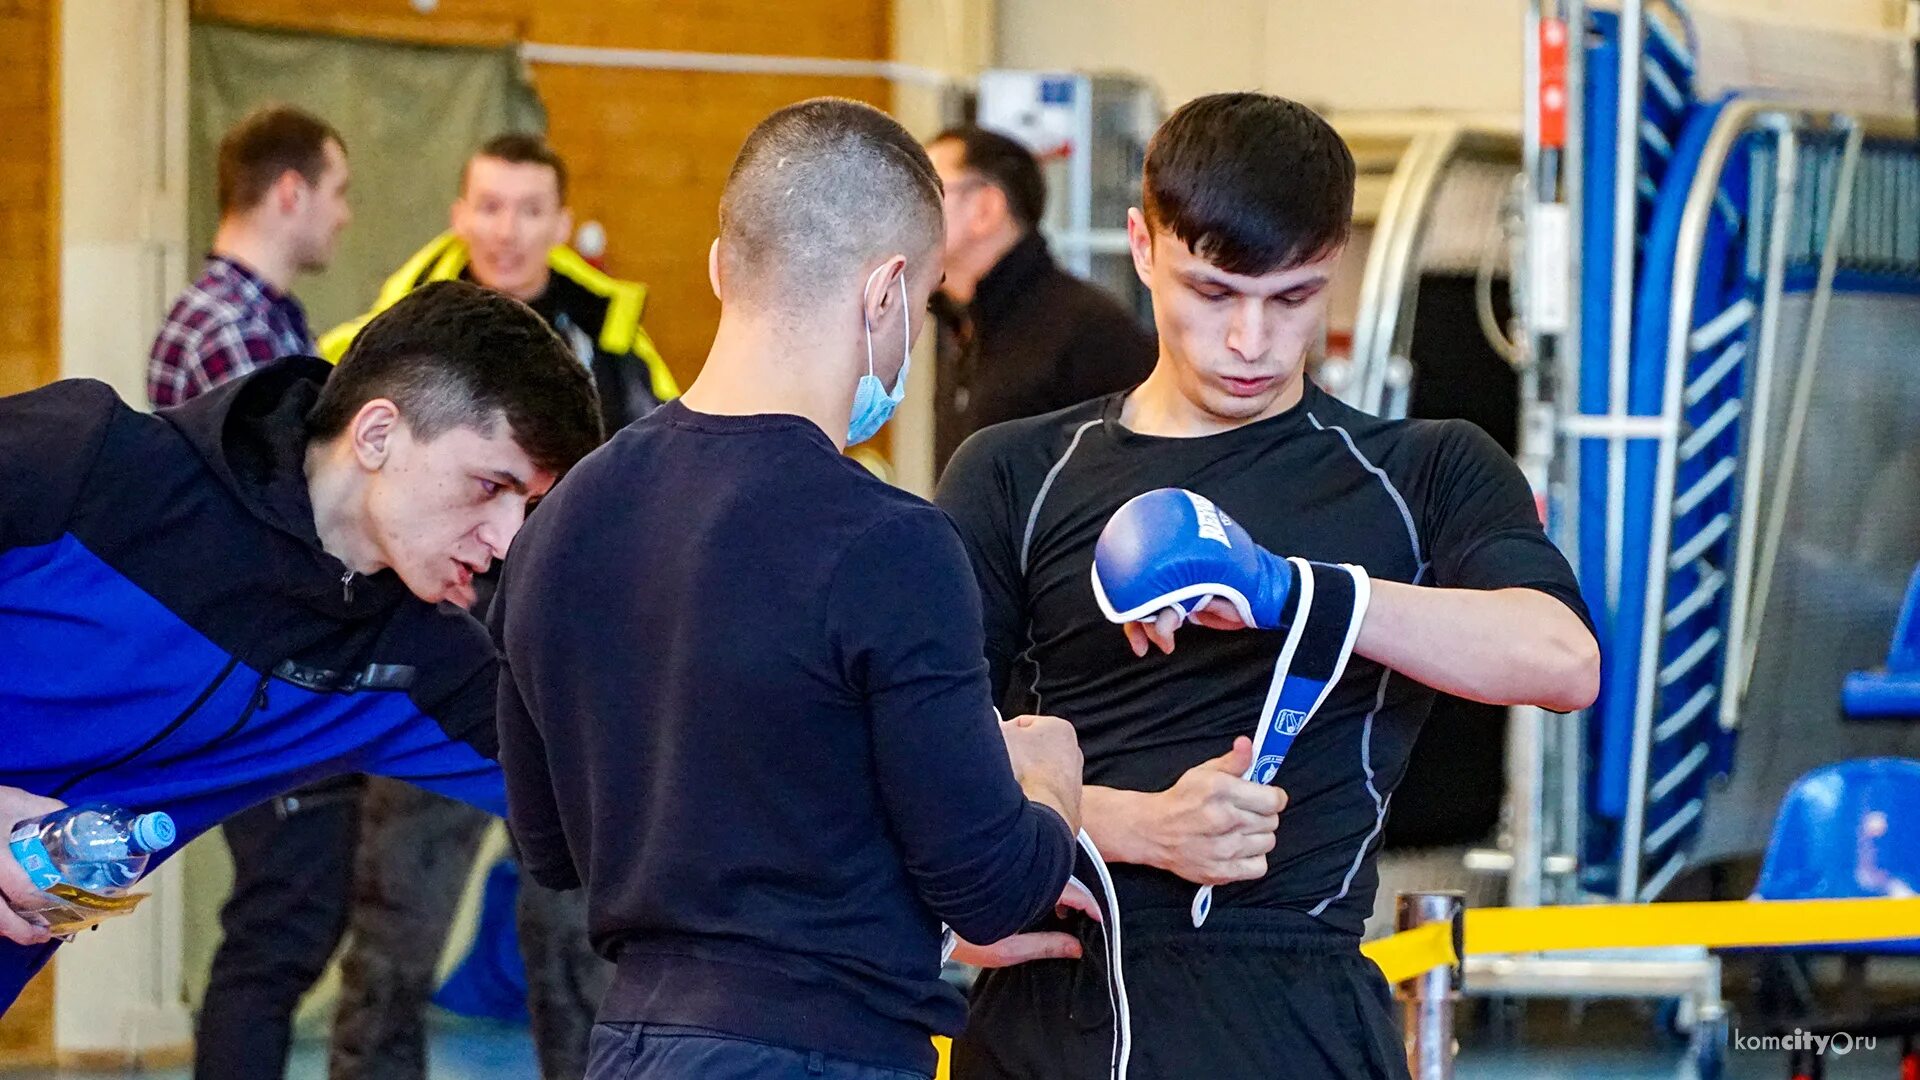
1181, 270, 1330, 296
483, 468, 530, 494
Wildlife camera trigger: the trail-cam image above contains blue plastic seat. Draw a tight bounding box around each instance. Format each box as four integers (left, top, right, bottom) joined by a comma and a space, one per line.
1750, 758, 1920, 954
1842, 564, 1920, 720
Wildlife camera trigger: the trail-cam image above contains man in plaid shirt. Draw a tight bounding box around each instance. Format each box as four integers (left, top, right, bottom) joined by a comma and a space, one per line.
144, 104, 354, 1080
149, 105, 350, 408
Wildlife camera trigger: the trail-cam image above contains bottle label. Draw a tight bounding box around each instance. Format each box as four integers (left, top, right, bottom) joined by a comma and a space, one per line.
8, 827, 63, 892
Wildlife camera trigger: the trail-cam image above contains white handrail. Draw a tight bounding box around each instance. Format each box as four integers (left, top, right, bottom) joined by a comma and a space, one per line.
1619, 100, 1867, 900
1734, 118, 1866, 711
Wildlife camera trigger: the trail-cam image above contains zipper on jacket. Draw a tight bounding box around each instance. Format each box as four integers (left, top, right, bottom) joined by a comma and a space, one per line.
186, 670, 273, 760
341, 569, 356, 604
52, 655, 241, 797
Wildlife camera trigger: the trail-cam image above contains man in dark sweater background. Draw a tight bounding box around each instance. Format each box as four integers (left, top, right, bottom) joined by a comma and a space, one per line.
491, 98, 1084, 1080
927, 125, 1157, 474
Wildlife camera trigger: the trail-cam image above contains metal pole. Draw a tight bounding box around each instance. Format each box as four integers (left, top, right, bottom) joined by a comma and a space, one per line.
1396, 891, 1465, 1080
1506, 705, 1546, 908
1605, 0, 1646, 615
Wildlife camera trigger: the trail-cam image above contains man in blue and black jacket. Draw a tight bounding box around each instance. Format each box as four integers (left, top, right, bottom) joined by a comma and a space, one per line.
0, 280, 602, 1011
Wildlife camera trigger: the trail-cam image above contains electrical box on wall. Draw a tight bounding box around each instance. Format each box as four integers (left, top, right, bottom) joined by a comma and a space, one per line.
975, 70, 1161, 323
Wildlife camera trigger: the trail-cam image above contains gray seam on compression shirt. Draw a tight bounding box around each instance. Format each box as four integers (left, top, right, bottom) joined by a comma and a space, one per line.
1306, 411, 1428, 917
1016, 418, 1103, 713
1308, 413, 1426, 569
1020, 419, 1104, 574
1310, 666, 1395, 917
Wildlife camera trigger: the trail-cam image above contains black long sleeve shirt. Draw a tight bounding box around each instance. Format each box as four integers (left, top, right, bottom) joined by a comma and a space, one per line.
491, 401, 1075, 1074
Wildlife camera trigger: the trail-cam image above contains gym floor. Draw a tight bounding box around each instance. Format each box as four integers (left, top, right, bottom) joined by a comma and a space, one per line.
12, 1005, 1904, 1080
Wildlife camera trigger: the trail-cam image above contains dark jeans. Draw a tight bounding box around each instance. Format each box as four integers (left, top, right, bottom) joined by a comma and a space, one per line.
194, 776, 364, 1080
586, 1023, 932, 1080
518, 861, 615, 1079
194, 776, 609, 1080
328, 776, 613, 1080
327, 777, 491, 1080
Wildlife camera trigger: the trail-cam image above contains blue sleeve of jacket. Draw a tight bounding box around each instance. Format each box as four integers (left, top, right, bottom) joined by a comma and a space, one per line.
358, 661, 508, 817
0, 380, 120, 555
827, 507, 1075, 945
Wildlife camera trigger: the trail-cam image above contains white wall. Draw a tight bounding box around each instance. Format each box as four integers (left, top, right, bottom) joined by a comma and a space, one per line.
892, 0, 997, 496
1263, 1, 1525, 114
55, 0, 194, 1058
996, 0, 1908, 116
60, 0, 189, 405
998, 0, 1265, 109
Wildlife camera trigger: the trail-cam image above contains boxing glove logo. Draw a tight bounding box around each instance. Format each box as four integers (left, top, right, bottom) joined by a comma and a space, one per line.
1181, 491, 1233, 548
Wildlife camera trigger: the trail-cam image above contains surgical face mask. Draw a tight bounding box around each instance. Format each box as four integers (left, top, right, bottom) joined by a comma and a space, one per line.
847, 264, 912, 446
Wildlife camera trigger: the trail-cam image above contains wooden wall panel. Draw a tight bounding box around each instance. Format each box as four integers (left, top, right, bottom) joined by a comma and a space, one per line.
186, 0, 896, 391
0, 0, 57, 1047
531, 2, 890, 60
0, 966, 55, 1067
538, 66, 892, 387
189, 0, 524, 46
0, 0, 59, 397
190, 0, 891, 59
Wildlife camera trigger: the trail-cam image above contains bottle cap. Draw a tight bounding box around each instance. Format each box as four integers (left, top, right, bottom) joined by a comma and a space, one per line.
130, 813, 176, 853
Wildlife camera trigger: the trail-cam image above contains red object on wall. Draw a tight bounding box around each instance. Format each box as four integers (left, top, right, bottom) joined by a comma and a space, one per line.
1539, 17, 1569, 151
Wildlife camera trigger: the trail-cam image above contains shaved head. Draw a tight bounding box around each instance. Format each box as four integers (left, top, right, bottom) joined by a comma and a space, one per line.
718, 98, 943, 310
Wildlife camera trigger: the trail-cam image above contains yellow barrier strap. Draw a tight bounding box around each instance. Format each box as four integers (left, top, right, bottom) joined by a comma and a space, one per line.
1363, 896, 1920, 983
1466, 896, 1920, 955
1361, 921, 1457, 984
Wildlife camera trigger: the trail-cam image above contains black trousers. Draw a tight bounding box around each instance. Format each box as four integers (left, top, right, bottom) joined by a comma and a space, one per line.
194, 776, 364, 1080
194, 777, 610, 1080
327, 778, 612, 1080
327, 778, 492, 1080
954, 907, 1410, 1080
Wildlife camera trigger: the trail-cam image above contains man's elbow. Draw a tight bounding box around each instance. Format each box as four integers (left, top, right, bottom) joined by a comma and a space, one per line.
1536, 623, 1601, 713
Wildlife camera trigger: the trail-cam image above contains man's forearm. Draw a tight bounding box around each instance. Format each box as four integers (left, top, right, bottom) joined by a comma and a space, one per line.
1081, 785, 1161, 868
1356, 581, 1598, 711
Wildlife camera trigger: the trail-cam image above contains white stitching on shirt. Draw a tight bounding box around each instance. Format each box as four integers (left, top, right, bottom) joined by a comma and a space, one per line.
1305, 411, 1424, 919
1020, 420, 1103, 574
1016, 419, 1102, 712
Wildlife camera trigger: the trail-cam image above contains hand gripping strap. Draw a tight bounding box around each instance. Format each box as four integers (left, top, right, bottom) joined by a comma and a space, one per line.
1190, 560, 1371, 927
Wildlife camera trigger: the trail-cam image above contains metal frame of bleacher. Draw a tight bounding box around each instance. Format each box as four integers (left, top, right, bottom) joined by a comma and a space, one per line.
1475, 0, 1920, 1071
1332, 5, 1920, 1071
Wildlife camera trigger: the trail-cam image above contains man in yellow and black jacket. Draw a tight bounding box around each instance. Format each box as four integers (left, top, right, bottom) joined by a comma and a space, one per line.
322, 134, 678, 434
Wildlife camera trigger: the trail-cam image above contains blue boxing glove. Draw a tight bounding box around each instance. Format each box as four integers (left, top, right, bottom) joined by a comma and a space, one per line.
1090, 488, 1296, 630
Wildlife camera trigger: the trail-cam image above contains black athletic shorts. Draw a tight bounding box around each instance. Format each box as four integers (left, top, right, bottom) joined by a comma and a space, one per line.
953, 906, 1410, 1080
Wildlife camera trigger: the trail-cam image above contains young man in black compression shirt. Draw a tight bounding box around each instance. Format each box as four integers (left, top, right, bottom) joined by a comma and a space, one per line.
936, 93, 1600, 1080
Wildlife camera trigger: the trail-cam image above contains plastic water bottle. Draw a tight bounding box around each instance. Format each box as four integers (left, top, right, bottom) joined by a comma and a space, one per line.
9, 804, 176, 895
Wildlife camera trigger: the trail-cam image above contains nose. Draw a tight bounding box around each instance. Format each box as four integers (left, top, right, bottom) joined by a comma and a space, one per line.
1224, 297, 1273, 363
475, 501, 524, 563
484, 208, 516, 245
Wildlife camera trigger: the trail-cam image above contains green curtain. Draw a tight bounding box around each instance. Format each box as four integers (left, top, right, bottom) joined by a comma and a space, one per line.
189, 22, 547, 333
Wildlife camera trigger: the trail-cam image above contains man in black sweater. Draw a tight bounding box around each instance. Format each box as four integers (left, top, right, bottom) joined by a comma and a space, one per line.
491, 99, 1084, 1080
928, 125, 1157, 475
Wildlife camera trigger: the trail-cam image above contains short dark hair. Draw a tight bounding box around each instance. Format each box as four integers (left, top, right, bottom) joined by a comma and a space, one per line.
1142, 93, 1354, 276
310, 281, 602, 475
467, 133, 569, 203
218, 105, 344, 216
719, 98, 943, 305
933, 125, 1045, 230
